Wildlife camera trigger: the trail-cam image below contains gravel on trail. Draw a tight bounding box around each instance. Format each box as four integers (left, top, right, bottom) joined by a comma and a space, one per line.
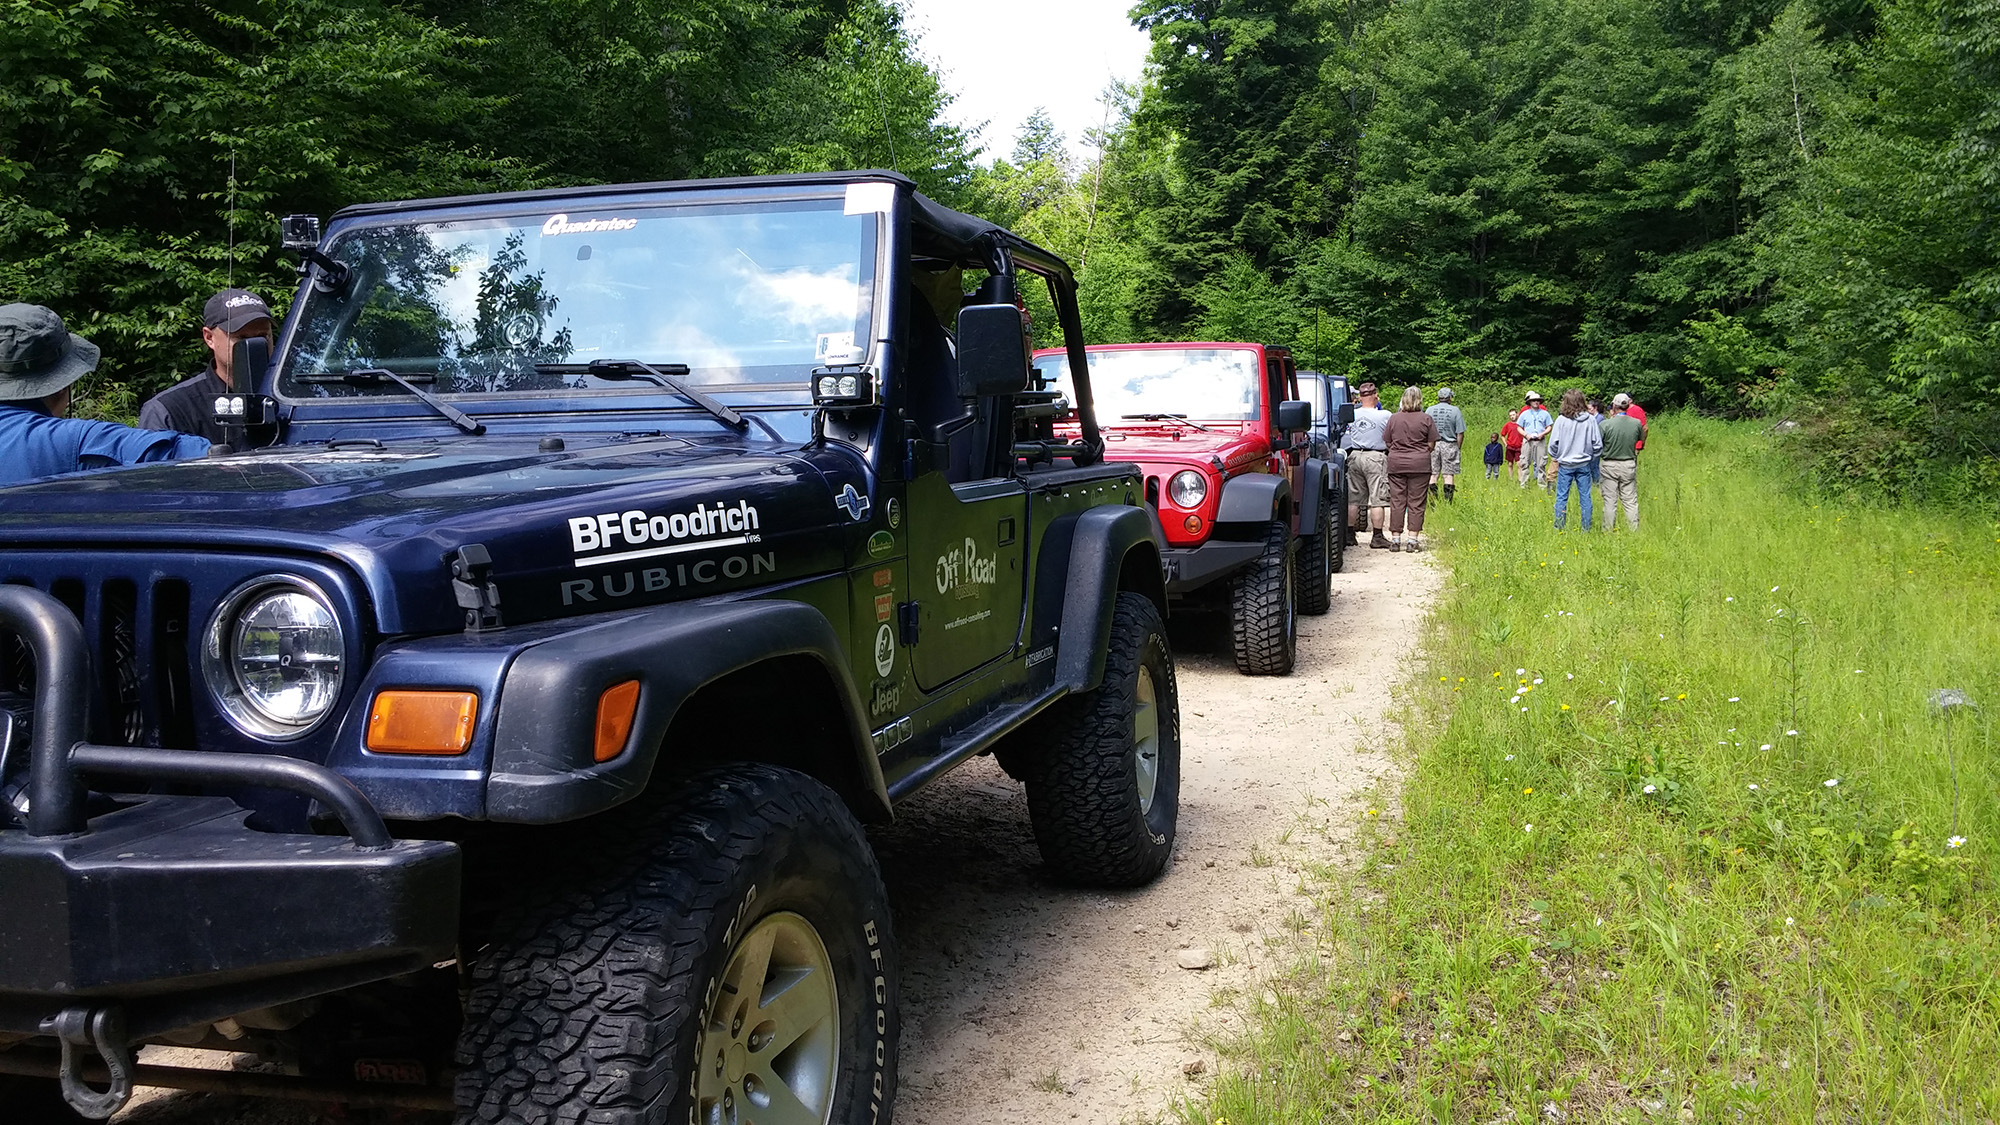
111, 539, 1441, 1125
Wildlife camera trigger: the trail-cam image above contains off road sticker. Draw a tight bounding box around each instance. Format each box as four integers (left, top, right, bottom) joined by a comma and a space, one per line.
867, 531, 895, 558
934, 537, 998, 599
567, 500, 760, 568
871, 568, 893, 588
836, 483, 870, 522
886, 497, 902, 528
874, 593, 894, 622
873, 623, 896, 677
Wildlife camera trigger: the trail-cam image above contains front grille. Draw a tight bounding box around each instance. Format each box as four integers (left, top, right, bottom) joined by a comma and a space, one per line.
0, 574, 197, 748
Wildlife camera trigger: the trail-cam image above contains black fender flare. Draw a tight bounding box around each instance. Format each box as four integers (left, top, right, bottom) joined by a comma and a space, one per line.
1031, 504, 1167, 695
485, 599, 887, 823
1214, 473, 1291, 533
1298, 458, 1336, 533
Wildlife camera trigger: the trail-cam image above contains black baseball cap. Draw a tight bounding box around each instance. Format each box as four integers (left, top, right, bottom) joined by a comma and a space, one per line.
1355, 381, 1378, 396
203, 288, 273, 333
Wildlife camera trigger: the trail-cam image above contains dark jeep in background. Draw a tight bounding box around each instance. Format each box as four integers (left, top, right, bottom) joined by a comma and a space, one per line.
1033, 342, 1342, 675
0, 171, 1179, 1124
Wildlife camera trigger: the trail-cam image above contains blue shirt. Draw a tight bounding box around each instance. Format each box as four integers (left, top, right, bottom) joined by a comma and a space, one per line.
0, 403, 210, 486
1518, 407, 1553, 438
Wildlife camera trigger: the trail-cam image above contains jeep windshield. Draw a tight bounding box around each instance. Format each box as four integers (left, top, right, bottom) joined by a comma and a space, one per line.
278, 199, 879, 402
1038, 347, 1261, 423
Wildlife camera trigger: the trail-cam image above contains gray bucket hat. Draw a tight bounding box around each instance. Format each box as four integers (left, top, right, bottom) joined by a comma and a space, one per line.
0, 304, 100, 400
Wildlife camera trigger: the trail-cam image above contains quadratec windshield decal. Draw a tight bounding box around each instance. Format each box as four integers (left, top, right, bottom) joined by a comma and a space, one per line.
568, 500, 761, 568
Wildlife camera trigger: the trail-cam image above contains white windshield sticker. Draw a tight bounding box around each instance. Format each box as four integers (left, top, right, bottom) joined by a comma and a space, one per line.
843, 182, 895, 215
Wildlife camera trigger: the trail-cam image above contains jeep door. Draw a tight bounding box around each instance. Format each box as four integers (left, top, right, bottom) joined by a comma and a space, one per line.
907, 471, 1027, 690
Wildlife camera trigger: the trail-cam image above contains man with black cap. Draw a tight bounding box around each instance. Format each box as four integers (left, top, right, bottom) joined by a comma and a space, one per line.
138, 287, 274, 443
1339, 381, 1394, 549
0, 303, 210, 486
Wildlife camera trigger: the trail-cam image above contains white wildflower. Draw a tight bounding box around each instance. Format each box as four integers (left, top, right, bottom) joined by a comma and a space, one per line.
1824, 778, 1839, 788
1947, 836, 1966, 849
1642, 784, 1657, 794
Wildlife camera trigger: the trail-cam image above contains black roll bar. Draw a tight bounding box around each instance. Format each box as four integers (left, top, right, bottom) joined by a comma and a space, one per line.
0, 585, 392, 849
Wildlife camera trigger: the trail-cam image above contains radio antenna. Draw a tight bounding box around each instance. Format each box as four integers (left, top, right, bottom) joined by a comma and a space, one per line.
227, 150, 237, 285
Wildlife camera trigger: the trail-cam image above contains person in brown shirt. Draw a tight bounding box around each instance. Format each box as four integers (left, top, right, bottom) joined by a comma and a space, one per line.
1383, 386, 1439, 552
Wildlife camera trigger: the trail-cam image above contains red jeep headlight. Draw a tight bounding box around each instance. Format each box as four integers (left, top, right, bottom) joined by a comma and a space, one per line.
1167, 470, 1208, 508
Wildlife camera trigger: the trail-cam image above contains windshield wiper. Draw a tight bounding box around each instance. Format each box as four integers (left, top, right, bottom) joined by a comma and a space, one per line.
296, 368, 486, 435
1120, 413, 1215, 432
536, 359, 746, 429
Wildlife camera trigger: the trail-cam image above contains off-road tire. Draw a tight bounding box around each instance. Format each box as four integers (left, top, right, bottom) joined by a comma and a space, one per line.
454, 764, 897, 1125
1297, 494, 1333, 615
1021, 592, 1180, 887
1229, 520, 1297, 675
1328, 477, 1348, 574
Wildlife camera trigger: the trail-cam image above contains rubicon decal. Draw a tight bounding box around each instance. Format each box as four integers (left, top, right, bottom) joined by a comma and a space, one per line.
542, 213, 638, 236
568, 500, 761, 567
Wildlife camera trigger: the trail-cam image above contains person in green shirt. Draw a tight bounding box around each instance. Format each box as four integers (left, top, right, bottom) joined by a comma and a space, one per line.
1599, 393, 1647, 530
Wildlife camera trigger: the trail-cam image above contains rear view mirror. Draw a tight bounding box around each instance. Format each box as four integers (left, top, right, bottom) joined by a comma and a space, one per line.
1277, 400, 1312, 433
956, 304, 1030, 398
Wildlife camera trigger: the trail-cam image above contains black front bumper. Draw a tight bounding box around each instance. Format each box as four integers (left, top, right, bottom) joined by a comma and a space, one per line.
1162, 541, 1266, 595
0, 586, 460, 1040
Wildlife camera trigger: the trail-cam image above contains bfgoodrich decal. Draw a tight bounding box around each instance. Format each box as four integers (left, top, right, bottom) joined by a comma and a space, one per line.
568, 500, 761, 568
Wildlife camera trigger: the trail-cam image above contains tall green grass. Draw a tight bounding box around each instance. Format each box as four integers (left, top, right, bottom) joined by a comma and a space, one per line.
1188, 415, 2000, 1123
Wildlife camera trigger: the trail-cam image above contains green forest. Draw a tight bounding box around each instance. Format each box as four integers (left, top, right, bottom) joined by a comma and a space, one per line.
3, 0, 1995, 499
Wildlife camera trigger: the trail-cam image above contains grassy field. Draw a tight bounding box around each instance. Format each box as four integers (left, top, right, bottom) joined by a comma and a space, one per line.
1185, 415, 2000, 1123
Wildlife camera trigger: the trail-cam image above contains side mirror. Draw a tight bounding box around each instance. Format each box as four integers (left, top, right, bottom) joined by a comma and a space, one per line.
1277, 400, 1312, 434
1337, 403, 1356, 425
955, 304, 1030, 398
215, 336, 280, 450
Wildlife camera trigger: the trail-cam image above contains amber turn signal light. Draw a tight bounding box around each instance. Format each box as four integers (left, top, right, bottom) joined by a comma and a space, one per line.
1183, 515, 1203, 533
366, 690, 477, 755
595, 680, 641, 762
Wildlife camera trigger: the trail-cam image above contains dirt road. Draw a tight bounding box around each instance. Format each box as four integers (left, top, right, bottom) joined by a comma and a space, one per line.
113, 539, 1440, 1125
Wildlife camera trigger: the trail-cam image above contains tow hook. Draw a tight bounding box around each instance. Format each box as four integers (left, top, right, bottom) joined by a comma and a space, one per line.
42, 1006, 134, 1118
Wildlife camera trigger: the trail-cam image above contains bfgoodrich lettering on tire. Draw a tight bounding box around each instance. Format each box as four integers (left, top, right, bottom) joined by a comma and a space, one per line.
454, 764, 897, 1125
1019, 592, 1180, 887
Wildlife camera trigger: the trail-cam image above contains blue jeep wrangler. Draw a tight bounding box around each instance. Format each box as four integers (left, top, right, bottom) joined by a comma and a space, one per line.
0, 171, 1178, 1124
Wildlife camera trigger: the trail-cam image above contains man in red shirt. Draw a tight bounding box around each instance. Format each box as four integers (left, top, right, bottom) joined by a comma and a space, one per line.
1616, 393, 1646, 449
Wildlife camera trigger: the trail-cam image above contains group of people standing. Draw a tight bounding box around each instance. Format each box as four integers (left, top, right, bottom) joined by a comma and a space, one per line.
1339, 381, 1466, 553
0, 289, 276, 485
1495, 389, 1649, 530
1341, 381, 1652, 551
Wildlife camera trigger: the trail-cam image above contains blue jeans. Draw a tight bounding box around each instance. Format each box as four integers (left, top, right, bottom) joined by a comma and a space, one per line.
1554, 462, 1594, 530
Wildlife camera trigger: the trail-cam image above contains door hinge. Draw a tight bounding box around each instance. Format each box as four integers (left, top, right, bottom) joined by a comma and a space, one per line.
897, 601, 921, 647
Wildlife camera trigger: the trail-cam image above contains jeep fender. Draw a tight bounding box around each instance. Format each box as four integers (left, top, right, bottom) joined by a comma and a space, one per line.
484, 599, 888, 823
1214, 473, 1291, 533
1032, 505, 1166, 695
1298, 458, 1334, 533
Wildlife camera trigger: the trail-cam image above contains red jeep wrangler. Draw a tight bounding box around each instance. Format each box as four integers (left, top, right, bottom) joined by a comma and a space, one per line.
1034, 342, 1339, 675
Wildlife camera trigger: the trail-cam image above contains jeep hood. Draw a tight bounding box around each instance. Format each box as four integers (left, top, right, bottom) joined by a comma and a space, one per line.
1092, 423, 1268, 472
0, 435, 859, 633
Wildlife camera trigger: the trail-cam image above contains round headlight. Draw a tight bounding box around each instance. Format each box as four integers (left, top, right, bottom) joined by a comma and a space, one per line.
203, 578, 345, 739
1168, 470, 1209, 509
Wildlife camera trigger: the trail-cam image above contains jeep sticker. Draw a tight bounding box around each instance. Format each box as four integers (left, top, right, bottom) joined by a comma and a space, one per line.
874, 592, 894, 622
868, 679, 901, 718
867, 531, 895, 558
568, 500, 760, 567
934, 538, 999, 598
560, 553, 776, 605
836, 483, 870, 522
873, 623, 896, 677
541, 213, 638, 236
886, 497, 902, 528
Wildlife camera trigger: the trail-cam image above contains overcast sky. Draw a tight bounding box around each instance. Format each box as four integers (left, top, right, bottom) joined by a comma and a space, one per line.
896, 0, 1153, 165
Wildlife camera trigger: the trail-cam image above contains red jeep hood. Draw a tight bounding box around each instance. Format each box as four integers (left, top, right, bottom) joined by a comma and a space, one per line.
1082, 421, 1268, 471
